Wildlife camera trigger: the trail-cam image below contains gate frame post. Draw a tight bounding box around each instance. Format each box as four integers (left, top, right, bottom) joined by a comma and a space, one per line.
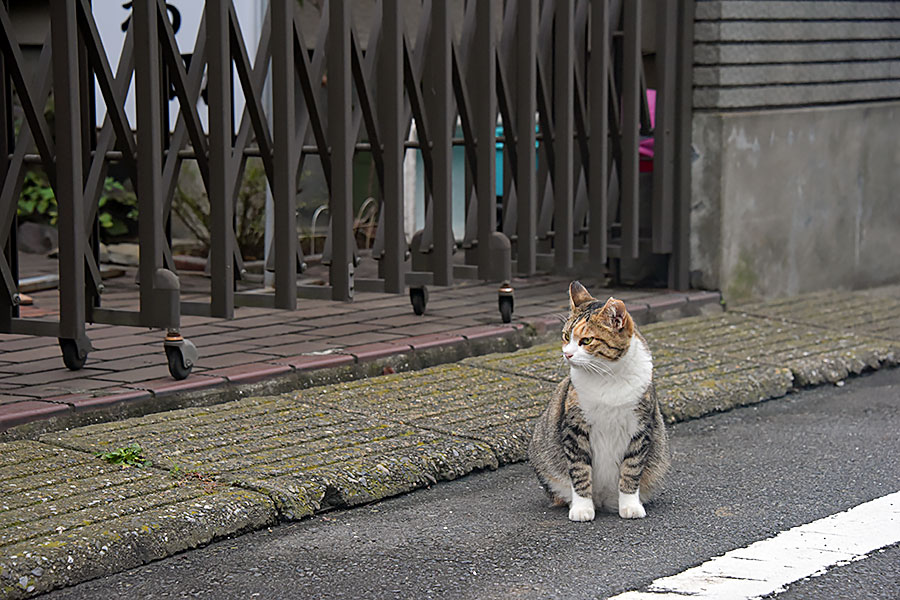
49, 0, 87, 343
272, 0, 298, 307
329, 0, 355, 301
553, 0, 575, 271
207, 0, 236, 316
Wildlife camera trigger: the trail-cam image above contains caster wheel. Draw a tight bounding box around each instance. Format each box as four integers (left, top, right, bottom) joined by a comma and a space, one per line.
410, 286, 428, 316
59, 338, 88, 370
499, 296, 514, 323
498, 284, 514, 324
165, 345, 193, 380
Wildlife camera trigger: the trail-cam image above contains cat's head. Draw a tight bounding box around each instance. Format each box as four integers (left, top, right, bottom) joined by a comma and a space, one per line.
562, 281, 635, 368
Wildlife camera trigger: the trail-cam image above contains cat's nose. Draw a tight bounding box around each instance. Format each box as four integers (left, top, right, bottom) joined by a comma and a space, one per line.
563, 351, 573, 360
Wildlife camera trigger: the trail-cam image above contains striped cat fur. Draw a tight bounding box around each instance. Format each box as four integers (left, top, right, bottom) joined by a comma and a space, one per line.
528, 281, 670, 522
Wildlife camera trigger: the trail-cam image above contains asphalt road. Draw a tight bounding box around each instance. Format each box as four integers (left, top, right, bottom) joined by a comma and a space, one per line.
44, 367, 900, 600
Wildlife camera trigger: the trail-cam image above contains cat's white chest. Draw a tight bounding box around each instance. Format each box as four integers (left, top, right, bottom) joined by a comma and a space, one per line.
582, 398, 640, 509
569, 338, 651, 509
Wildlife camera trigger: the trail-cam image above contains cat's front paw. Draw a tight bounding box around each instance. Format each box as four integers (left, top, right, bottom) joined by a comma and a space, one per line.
618, 503, 646, 519
568, 494, 595, 522
618, 490, 646, 519
568, 504, 595, 522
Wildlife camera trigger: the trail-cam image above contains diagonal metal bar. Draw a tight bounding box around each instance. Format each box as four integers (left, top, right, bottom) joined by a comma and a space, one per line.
403, 36, 433, 196
0, 31, 53, 251
0, 7, 56, 183
75, 0, 136, 171
83, 24, 135, 233
161, 10, 207, 217
495, 47, 517, 182
229, 2, 274, 183
294, 4, 329, 149
228, 3, 271, 215
350, 28, 384, 187
535, 57, 555, 176
156, 0, 210, 185
293, 15, 332, 188
451, 44, 478, 185
349, 3, 381, 143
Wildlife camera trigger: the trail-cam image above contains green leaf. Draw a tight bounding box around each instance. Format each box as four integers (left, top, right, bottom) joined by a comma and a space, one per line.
95, 443, 149, 468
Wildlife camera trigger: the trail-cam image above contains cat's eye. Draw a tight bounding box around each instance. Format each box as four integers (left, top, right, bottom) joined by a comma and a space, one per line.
579, 337, 594, 346
562, 331, 570, 342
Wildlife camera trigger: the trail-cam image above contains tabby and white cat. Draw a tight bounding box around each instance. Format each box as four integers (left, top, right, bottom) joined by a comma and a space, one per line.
529, 281, 670, 522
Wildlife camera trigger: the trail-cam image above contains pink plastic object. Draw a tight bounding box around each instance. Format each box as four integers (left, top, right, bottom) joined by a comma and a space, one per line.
639, 89, 656, 171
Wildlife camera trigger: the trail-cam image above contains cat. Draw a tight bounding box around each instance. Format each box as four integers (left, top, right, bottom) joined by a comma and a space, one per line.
528, 281, 670, 522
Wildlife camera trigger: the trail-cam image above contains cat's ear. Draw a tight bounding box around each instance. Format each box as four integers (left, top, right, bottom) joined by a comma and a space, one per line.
569, 281, 594, 310
603, 298, 632, 333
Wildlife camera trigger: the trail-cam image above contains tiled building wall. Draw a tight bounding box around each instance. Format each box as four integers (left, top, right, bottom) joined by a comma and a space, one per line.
693, 0, 900, 110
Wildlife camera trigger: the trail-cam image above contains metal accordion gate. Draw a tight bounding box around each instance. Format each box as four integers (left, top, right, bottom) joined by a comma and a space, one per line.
0, 0, 695, 378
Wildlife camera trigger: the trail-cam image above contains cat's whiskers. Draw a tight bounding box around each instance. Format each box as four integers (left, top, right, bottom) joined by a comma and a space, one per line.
584, 360, 614, 378
568, 357, 614, 379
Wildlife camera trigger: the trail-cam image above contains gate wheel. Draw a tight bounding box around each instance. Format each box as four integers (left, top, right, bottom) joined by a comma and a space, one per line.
498, 284, 515, 324
410, 286, 428, 316
59, 338, 88, 371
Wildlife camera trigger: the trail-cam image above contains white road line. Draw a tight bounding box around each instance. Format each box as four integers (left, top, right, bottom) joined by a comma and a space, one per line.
610, 490, 900, 600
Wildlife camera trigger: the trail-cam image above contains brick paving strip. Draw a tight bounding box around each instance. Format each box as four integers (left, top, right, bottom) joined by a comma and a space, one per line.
0, 275, 721, 433
0, 286, 898, 597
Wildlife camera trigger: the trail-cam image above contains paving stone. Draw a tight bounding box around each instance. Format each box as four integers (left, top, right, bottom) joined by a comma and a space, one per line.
93, 365, 182, 384
339, 342, 411, 362
299, 364, 555, 463
58, 389, 153, 412
123, 375, 226, 395
0, 396, 40, 407
464, 340, 793, 423
0, 402, 72, 428
39, 397, 496, 521
0, 346, 68, 364
648, 345, 793, 423
22, 380, 124, 401
0, 440, 276, 599
202, 363, 292, 384
387, 322, 461, 336
254, 340, 338, 357
194, 352, 278, 370
644, 312, 897, 387
320, 332, 406, 346
276, 353, 355, 370
392, 333, 466, 350
737, 287, 900, 343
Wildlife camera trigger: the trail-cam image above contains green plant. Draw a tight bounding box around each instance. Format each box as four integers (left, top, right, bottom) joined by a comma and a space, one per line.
17, 170, 57, 224
17, 171, 139, 241
95, 443, 149, 468
97, 177, 139, 237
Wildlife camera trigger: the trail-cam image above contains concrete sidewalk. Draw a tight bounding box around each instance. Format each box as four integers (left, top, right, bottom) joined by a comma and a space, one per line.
2, 286, 899, 598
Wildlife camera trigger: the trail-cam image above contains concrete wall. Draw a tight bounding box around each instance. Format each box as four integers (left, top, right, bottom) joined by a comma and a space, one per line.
689, 1, 900, 304
691, 102, 900, 305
